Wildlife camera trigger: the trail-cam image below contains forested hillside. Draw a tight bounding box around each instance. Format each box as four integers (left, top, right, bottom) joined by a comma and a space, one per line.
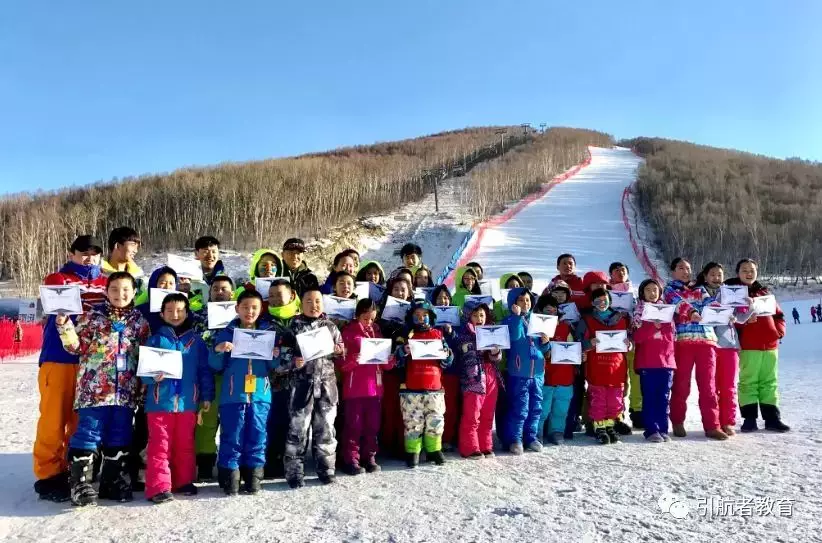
625, 137, 822, 280
466, 128, 612, 218
0, 126, 610, 295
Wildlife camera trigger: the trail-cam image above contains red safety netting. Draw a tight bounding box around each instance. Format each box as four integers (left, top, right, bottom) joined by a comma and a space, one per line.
621, 185, 663, 284
0, 318, 43, 361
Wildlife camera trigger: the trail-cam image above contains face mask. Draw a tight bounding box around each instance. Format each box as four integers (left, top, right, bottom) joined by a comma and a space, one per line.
414, 314, 430, 327
594, 299, 610, 312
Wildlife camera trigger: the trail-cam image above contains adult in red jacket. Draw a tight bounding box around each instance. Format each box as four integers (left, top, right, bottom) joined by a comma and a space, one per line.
552, 254, 586, 307
33, 235, 108, 502
727, 259, 789, 433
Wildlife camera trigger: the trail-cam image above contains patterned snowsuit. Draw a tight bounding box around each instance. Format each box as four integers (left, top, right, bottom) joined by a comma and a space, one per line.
282, 314, 343, 484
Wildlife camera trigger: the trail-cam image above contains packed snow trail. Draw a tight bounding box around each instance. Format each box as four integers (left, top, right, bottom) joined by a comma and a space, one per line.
455, 146, 647, 292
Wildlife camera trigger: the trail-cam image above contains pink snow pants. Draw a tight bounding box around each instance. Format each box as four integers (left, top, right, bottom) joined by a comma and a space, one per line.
671, 342, 720, 431
588, 385, 624, 422
715, 348, 739, 427
146, 411, 197, 499
458, 365, 499, 457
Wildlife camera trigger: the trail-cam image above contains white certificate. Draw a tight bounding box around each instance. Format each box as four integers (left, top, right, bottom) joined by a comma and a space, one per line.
137, 346, 183, 379
610, 291, 635, 313
551, 341, 582, 365
255, 277, 276, 301
323, 295, 356, 321
465, 294, 494, 308
167, 254, 203, 281
751, 295, 777, 317
720, 285, 749, 308
527, 313, 558, 338
433, 306, 461, 326
207, 301, 236, 329
381, 296, 411, 323
355, 281, 385, 302
476, 325, 511, 351
641, 303, 676, 324
149, 288, 178, 313
478, 279, 499, 300
413, 287, 434, 301
499, 289, 512, 309
40, 285, 83, 315
700, 306, 735, 326
558, 302, 581, 323
358, 338, 392, 365
296, 326, 335, 362
231, 328, 277, 360
408, 339, 448, 360
595, 330, 628, 353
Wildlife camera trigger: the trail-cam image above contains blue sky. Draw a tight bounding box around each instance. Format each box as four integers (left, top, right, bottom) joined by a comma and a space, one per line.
1, 1, 820, 193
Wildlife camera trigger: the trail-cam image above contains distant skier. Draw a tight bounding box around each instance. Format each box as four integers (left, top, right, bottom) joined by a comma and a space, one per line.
792, 307, 800, 325
812, 305, 817, 323
817, 304, 822, 322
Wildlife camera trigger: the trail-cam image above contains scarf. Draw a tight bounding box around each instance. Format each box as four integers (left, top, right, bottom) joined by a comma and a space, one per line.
61, 261, 102, 281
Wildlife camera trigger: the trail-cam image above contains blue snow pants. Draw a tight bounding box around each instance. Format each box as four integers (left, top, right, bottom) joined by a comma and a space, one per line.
505, 376, 543, 446
69, 406, 134, 450
218, 402, 271, 470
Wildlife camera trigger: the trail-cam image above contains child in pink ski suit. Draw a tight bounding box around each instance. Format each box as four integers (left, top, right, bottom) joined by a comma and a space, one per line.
338, 299, 395, 475
663, 258, 727, 440
696, 262, 751, 436
457, 302, 502, 458
142, 293, 214, 503
631, 279, 676, 443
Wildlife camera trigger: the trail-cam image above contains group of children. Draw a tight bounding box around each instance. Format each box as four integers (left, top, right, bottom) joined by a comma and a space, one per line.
32, 228, 790, 508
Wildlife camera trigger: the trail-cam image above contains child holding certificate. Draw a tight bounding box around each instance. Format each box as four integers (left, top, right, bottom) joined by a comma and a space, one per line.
55, 272, 150, 506
725, 259, 789, 433
395, 301, 454, 468
631, 279, 676, 443
493, 273, 524, 322
338, 299, 395, 475
194, 275, 235, 482
209, 290, 279, 495
502, 288, 551, 454
378, 276, 414, 459
452, 266, 482, 309
535, 295, 575, 446
142, 293, 214, 504
581, 288, 630, 445
430, 283, 461, 452
663, 258, 726, 441
282, 285, 344, 488
696, 262, 746, 436
137, 266, 178, 333
457, 302, 502, 459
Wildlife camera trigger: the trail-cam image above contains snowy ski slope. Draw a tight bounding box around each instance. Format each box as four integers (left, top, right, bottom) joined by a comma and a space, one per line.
454, 146, 647, 293
1, 147, 820, 543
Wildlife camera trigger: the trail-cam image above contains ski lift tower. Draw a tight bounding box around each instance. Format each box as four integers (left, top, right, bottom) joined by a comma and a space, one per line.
495, 128, 507, 154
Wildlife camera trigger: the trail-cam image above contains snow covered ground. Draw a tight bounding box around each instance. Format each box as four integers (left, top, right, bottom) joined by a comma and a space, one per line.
1, 147, 819, 542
